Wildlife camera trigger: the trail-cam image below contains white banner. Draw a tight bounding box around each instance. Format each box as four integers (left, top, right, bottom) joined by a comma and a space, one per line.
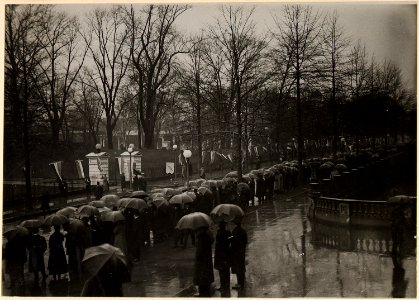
166, 162, 174, 174
210, 151, 216, 164
75, 160, 85, 179
49, 161, 63, 181
117, 157, 122, 175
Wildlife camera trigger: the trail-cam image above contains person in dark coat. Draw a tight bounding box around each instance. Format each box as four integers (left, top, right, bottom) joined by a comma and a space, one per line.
95, 182, 104, 200
64, 222, 85, 282
4, 235, 27, 295
255, 175, 265, 204
48, 225, 68, 281
27, 227, 48, 286
230, 219, 248, 290
120, 174, 126, 191
130, 211, 143, 261
214, 221, 231, 295
85, 177, 91, 194
193, 226, 214, 297
133, 175, 140, 191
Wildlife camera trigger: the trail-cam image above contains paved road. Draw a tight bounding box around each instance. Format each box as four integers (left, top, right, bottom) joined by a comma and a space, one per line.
3, 186, 415, 297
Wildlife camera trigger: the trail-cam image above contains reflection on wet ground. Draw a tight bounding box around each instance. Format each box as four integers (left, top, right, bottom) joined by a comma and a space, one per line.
2, 187, 416, 297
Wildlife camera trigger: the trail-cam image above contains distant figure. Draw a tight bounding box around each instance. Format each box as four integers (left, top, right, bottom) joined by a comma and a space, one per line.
230, 219, 248, 290
193, 227, 214, 297
214, 221, 231, 295
48, 225, 68, 281
199, 167, 206, 179
85, 177, 91, 194
179, 150, 186, 179
133, 175, 140, 191
120, 174, 126, 191
95, 182, 104, 200
138, 175, 147, 192
103, 175, 109, 193
27, 227, 47, 286
40, 192, 50, 218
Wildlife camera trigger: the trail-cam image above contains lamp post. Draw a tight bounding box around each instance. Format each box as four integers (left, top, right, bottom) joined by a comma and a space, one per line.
183, 149, 192, 188
173, 144, 178, 181
128, 144, 134, 190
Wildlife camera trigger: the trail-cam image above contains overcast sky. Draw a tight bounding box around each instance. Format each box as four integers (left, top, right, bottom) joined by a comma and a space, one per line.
61, 2, 416, 91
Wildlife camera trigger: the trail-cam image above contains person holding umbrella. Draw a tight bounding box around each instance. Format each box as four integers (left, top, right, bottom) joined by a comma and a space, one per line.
81, 244, 130, 296
230, 218, 248, 290
193, 226, 214, 297
3, 226, 28, 295
214, 221, 232, 296
27, 227, 48, 286
48, 225, 68, 281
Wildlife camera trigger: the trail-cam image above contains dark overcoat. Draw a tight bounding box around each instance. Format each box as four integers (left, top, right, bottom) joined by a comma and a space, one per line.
193, 230, 215, 286
230, 225, 247, 274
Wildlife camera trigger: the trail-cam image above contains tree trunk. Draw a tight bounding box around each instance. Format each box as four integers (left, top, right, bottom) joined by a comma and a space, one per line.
106, 120, 114, 149
23, 80, 32, 212
136, 118, 142, 149
143, 121, 155, 149
236, 85, 243, 181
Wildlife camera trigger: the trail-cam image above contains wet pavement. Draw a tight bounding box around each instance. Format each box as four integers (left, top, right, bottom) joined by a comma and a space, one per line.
2, 187, 416, 297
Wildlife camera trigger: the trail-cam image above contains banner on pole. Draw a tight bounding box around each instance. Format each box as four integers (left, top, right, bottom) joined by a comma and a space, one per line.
210, 151, 216, 164
75, 160, 85, 179
227, 153, 233, 162
117, 157, 123, 175
49, 161, 63, 181
166, 162, 174, 174
97, 157, 103, 173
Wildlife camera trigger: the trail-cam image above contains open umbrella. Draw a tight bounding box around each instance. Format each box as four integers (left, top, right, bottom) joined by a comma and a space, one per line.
100, 194, 120, 207
3, 225, 29, 240
388, 195, 416, 204
176, 212, 212, 230
224, 171, 238, 178
116, 198, 132, 208
150, 188, 164, 194
43, 214, 69, 227
67, 219, 86, 234
121, 198, 148, 211
20, 219, 43, 228
130, 190, 148, 199
185, 191, 197, 200
98, 207, 112, 215
211, 204, 244, 222
195, 178, 206, 185
152, 197, 169, 208
150, 192, 165, 199
57, 206, 77, 218
101, 211, 126, 223
201, 180, 218, 188
89, 200, 106, 208
169, 193, 194, 205
197, 187, 213, 197
82, 243, 129, 278
237, 182, 250, 193
335, 164, 347, 172
78, 205, 99, 217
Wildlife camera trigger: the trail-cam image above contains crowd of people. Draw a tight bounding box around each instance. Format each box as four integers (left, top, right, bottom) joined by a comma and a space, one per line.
3, 143, 412, 296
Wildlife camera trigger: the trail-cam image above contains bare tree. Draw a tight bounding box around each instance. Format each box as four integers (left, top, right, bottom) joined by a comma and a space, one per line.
33, 7, 88, 143
73, 69, 103, 146
125, 4, 189, 149
272, 5, 323, 170
320, 10, 350, 156
5, 4, 48, 211
83, 7, 131, 149
210, 5, 268, 180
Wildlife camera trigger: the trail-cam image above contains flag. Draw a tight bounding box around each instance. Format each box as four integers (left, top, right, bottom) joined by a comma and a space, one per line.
248, 144, 253, 156
262, 146, 267, 152
117, 157, 123, 175
166, 162, 174, 174
254, 146, 259, 157
293, 141, 297, 149
75, 160, 85, 179
202, 151, 206, 165
97, 157, 103, 173
49, 161, 63, 181
227, 153, 233, 162
210, 151, 216, 164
